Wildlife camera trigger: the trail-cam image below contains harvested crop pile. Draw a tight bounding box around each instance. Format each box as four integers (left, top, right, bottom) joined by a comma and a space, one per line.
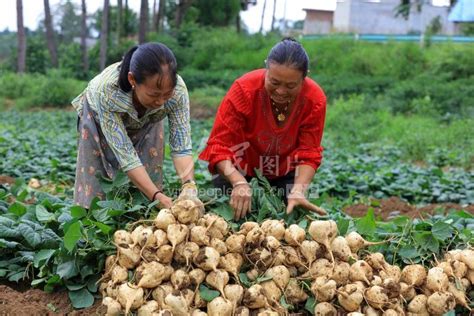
99, 199, 473, 315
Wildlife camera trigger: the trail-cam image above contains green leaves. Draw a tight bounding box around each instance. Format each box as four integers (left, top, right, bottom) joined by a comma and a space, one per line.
199, 284, 220, 302
355, 208, 376, 237
431, 221, 453, 240
68, 288, 94, 309
63, 221, 82, 252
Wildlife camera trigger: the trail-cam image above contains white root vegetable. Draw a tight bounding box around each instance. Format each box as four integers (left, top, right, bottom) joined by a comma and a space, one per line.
171, 269, 190, 290
207, 297, 233, 316
306, 258, 334, 279
167, 223, 189, 251
219, 252, 243, 281
102, 297, 122, 316
382, 277, 400, 299
308, 220, 338, 263
261, 279, 282, 303
171, 199, 202, 224
260, 219, 286, 240
284, 224, 306, 246
314, 302, 337, 315
137, 300, 159, 316
400, 282, 417, 301
225, 234, 245, 253
364, 285, 389, 310
151, 283, 173, 307
113, 230, 132, 247
345, 231, 387, 253
242, 284, 268, 309
311, 276, 337, 302
284, 278, 308, 304
264, 265, 290, 290
205, 214, 229, 240
407, 294, 429, 314
174, 241, 199, 266
379, 264, 401, 283
331, 236, 354, 262
448, 282, 471, 310
332, 261, 351, 286
426, 267, 449, 292
117, 283, 144, 314
262, 236, 281, 251
234, 306, 250, 316
245, 227, 265, 248
426, 291, 456, 315
206, 269, 230, 297
191, 226, 211, 246
117, 244, 141, 269
365, 253, 389, 271
136, 261, 166, 288
189, 268, 206, 288
337, 283, 364, 312
210, 237, 228, 255
224, 284, 244, 307
299, 240, 320, 265
153, 229, 168, 248
110, 265, 128, 284
363, 305, 381, 316
154, 208, 176, 230
350, 260, 374, 285
165, 291, 189, 316
459, 249, 474, 269
156, 244, 174, 264
401, 264, 427, 287
191, 310, 208, 316
451, 260, 468, 279
238, 221, 259, 235
193, 246, 220, 271
132, 225, 155, 248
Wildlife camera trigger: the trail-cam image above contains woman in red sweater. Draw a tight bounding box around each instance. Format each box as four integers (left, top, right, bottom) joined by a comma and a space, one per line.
199, 38, 327, 220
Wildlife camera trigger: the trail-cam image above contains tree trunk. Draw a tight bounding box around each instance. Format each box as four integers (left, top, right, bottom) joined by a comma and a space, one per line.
157, 0, 165, 32
138, 0, 148, 44
271, 0, 277, 32
44, 0, 58, 67
80, 0, 88, 76
99, 0, 109, 71
124, 0, 128, 36
236, 12, 241, 33
16, 0, 26, 73
152, 0, 158, 32
259, 0, 267, 34
117, 0, 122, 43
175, 0, 193, 29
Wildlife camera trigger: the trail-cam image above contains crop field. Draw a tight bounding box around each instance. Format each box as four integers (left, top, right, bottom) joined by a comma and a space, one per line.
0, 110, 473, 315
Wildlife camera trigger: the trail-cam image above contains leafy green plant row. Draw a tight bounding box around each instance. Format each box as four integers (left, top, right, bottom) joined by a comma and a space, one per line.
0, 173, 472, 308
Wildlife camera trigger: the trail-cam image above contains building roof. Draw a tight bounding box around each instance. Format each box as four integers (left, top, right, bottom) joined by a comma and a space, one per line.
448, 0, 474, 22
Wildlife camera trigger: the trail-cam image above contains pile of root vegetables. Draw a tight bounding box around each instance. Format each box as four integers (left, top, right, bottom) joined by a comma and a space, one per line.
100, 198, 474, 315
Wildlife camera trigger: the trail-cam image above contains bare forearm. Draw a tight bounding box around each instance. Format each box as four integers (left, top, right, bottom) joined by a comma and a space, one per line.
292, 165, 316, 193
216, 160, 247, 186
172, 155, 195, 183
127, 166, 160, 200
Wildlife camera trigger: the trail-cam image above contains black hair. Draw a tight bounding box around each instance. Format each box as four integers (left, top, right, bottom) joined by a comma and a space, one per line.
118, 42, 178, 92
266, 37, 309, 77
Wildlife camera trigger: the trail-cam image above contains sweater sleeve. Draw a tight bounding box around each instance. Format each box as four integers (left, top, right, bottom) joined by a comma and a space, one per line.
198, 81, 250, 173
292, 94, 327, 171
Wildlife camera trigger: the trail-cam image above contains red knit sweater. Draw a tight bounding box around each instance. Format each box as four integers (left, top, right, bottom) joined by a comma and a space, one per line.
199, 69, 326, 179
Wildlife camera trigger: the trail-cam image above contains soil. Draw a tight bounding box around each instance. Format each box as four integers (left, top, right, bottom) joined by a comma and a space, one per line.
343, 196, 474, 220
0, 284, 104, 315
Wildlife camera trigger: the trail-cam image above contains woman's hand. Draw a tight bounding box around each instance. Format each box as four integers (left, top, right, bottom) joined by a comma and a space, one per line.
230, 183, 252, 220
155, 192, 173, 209
286, 190, 327, 216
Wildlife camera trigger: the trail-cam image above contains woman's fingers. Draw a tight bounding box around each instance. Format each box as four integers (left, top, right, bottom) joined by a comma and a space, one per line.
301, 199, 327, 215
286, 195, 327, 216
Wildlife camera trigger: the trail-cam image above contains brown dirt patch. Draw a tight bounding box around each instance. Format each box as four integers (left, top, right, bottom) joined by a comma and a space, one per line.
190, 103, 216, 119
343, 196, 474, 220
0, 285, 104, 315
0, 175, 15, 185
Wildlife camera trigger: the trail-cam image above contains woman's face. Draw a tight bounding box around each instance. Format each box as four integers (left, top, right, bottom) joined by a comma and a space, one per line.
128, 72, 175, 110
264, 62, 304, 104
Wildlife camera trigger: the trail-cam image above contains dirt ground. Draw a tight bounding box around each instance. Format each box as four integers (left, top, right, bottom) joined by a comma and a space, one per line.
343, 196, 474, 220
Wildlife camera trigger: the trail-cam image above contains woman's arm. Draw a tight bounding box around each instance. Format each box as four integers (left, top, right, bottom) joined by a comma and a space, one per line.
127, 166, 172, 208
172, 155, 194, 183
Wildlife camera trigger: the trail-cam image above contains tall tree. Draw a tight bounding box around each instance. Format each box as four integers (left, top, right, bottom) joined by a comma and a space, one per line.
259, 0, 267, 34
80, 0, 89, 76
59, 0, 81, 43
117, 0, 123, 43
175, 0, 193, 29
44, 0, 58, 67
157, 0, 166, 32
271, 0, 277, 32
99, 0, 109, 71
138, 0, 148, 43
16, 0, 26, 73
152, 0, 158, 32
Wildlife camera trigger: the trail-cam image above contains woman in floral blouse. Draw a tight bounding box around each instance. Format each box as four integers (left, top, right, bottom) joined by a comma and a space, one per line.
72, 42, 196, 208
